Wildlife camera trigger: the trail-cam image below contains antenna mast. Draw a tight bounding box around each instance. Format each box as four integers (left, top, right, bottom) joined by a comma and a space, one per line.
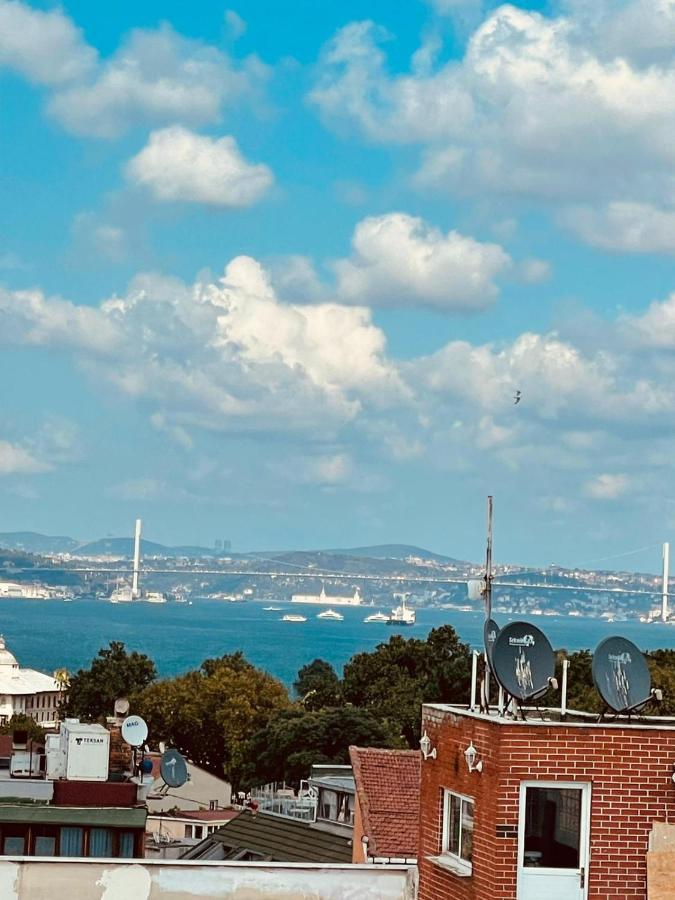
132, 518, 142, 600
662, 541, 670, 623
485, 496, 493, 620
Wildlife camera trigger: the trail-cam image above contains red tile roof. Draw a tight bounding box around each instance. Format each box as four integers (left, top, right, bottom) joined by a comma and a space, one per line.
349, 746, 420, 859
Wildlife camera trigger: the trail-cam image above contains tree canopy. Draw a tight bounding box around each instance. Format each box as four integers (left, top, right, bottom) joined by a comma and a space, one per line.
293, 659, 342, 710
247, 706, 399, 785
342, 624, 472, 745
61, 641, 156, 721
135, 651, 290, 787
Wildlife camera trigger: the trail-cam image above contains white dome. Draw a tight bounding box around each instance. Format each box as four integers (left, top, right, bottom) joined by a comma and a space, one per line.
0, 636, 19, 668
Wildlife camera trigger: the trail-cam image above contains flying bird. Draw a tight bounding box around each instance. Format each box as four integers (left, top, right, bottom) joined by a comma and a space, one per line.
513, 390, 522, 405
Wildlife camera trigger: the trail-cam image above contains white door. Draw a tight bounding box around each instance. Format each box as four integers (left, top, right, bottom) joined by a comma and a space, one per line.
517, 782, 590, 900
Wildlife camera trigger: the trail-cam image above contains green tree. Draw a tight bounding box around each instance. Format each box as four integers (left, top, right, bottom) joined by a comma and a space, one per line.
61, 641, 156, 720
247, 706, 399, 786
293, 659, 342, 710
0, 714, 45, 743
342, 624, 472, 746
135, 651, 290, 787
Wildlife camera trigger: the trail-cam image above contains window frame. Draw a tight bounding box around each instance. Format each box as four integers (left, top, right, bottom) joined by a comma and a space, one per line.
441, 789, 474, 872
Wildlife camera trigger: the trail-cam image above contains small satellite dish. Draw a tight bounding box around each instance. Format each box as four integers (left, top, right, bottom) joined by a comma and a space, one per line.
114, 697, 130, 717
491, 621, 555, 701
592, 636, 653, 713
483, 618, 500, 668
121, 715, 148, 747
160, 749, 188, 788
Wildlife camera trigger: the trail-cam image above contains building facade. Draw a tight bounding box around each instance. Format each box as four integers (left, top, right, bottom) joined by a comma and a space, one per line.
0, 636, 63, 727
418, 703, 675, 900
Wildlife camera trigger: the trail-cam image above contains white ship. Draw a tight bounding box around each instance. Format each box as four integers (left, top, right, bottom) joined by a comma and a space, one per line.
317, 609, 344, 621
364, 611, 389, 623
387, 596, 416, 626
143, 591, 167, 604
282, 614, 307, 623
263, 606, 282, 611
291, 586, 363, 607
109, 582, 134, 604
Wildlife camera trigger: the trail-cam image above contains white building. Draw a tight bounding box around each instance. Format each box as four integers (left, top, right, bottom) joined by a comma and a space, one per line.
0, 637, 63, 727
291, 586, 363, 606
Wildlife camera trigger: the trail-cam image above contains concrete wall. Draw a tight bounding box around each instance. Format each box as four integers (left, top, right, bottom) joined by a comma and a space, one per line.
647, 822, 675, 900
0, 858, 417, 899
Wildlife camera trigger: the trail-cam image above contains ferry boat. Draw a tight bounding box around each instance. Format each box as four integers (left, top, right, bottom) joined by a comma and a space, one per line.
387, 596, 416, 626
282, 614, 307, 623
364, 611, 389, 623
143, 591, 167, 604
317, 609, 344, 621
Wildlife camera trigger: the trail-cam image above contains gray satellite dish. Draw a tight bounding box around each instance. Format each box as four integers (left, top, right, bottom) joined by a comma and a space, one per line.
121, 715, 148, 747
114, 697, 130, 717
592, 636, 655, 714
160, 749, 188, 788
483, 618, 500, 669
491, 621, 556, 702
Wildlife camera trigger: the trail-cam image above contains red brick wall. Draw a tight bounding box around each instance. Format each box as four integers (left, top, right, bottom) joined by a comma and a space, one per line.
53, 779, 138, 807
418, 706, 675, 900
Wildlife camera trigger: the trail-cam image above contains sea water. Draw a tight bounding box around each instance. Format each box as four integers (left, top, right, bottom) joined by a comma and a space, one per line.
2, 598, 674, 686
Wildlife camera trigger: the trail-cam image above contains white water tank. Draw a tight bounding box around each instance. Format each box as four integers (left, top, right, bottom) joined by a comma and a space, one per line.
60, 722, 110, 781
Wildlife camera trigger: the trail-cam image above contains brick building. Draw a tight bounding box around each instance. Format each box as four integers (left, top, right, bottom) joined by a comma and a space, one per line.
417, 703, 675, 900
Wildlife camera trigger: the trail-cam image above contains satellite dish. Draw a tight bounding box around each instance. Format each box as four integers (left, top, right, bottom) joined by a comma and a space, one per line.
483, 618, 500, 668
592, 636, 653, 713
121, 715, 148, 747
114, 697, 130, 717
491, 621, 555, 702
160, 749, 188, 788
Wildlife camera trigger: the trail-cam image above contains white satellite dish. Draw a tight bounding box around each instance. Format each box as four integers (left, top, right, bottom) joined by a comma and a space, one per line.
121, 715, 148, 747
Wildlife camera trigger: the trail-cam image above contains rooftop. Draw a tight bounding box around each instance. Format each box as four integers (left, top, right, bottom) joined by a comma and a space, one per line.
425, 703, 675, 730
349, 746, 420, 860
182, 809, 353, 864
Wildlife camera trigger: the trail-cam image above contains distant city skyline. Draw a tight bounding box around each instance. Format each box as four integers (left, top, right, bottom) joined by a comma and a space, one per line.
3, 1, 675, 573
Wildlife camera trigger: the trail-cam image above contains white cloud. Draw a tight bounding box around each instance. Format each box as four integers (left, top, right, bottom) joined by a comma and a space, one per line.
560, 203, 675, 253
310, 6, 675, 215
621, 293, 675, 348
47, 23, 267, 138
126, 127, 273, 207
224, 9, 247, 40
0, 441, 49, 476
0, 0, 96, 85
584, 473, 629, 500
307, 453, 353, 486
333, 212, 511, 311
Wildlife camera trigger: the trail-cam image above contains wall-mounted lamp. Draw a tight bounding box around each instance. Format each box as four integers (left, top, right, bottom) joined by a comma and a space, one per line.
464, 742, 483, 773
419, 730, 437, 761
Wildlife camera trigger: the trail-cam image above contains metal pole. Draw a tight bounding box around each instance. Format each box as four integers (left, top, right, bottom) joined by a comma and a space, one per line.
470, 650, 479, 711
485, 496, 493, 621
662, 542, 670, 623
561, 659, 570, 717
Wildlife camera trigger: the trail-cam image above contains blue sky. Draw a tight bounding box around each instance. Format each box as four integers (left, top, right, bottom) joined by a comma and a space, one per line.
2, 0, 675, 572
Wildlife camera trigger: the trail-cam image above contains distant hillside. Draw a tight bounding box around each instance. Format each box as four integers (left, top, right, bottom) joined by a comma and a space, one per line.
0, 532, 78, 554
71, 538, 219, 558
249, 544, 467, 565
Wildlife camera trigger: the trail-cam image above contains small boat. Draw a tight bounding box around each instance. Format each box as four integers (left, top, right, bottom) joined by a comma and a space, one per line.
282, 614, 307, 623
317, 609, 344, 621
263, 606, 282, 611
143, 591, 167, 604
364, 612, 389, 623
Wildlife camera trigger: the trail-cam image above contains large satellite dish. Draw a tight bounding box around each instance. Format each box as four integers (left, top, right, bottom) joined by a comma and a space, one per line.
483, 618, 500, 669
491, 621, 555, 702
160, 749, 188, 788
592, 636, 653, 714
121, 715, 148, 747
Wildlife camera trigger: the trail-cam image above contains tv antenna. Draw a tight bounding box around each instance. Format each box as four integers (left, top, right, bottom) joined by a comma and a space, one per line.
121, 715, 148, 747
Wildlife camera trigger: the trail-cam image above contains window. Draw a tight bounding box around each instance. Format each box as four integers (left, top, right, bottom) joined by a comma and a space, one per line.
209, 800, 218, 810
59, 827, 83, 857
523, 787, 581, 868
118, 832, 135, 858
88, 828, 112, 857
442, 791, 474, 868
194, 825, 204, 840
